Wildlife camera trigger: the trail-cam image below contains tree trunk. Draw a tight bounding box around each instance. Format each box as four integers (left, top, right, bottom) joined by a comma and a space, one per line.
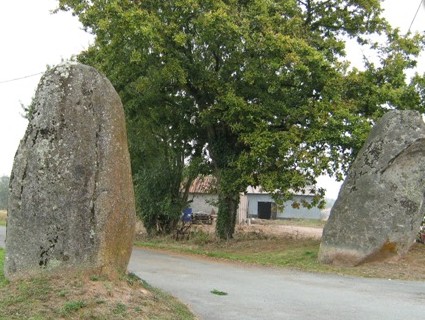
216, 193, 239, 240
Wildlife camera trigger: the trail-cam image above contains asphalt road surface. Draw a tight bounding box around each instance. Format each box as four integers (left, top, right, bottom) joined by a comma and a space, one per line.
129, 248, 424, 320
1, 227, 424, 319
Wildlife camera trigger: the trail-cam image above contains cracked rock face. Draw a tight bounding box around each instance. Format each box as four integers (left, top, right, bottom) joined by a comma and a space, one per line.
5, 63, 136, 279
319, 110, 425, 266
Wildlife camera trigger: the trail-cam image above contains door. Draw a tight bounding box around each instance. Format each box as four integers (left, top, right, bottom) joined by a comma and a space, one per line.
258, 202, 272, 219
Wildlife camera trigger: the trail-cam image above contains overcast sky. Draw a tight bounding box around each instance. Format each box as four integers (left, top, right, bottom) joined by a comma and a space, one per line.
0, 0, 424, 199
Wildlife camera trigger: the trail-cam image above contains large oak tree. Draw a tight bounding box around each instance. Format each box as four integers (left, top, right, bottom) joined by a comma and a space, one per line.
58, 0, 425, 238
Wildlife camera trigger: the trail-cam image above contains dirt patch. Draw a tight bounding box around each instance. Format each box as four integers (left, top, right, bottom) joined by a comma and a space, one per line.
236, 224, 322, 240
0, 270, 196, 320
188, 220, 323, 240
352, 243, 425, 280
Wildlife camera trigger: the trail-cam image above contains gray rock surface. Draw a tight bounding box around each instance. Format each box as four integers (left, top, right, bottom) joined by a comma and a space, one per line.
319, 110, 425, 266
5, 63, 136, 279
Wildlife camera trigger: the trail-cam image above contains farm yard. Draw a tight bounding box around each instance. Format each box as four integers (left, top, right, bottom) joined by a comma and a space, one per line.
135, 218, 425, 281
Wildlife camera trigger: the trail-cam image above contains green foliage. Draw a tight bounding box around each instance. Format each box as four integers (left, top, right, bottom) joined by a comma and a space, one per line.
124, 272, 141, 286
134, 163, 183, 235
21, 100, 35, 121
58, 0, 425, 239
0, 176, 9, 210
127, 90, 202, 234
216, 193, 238, 240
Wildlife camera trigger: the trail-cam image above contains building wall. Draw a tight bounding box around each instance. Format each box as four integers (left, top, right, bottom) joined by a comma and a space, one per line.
247, 194, 324, 220
188, 192, 249, 223
188, 193, 218, 214
237, 194, 248, 223
187, 192, 325, 221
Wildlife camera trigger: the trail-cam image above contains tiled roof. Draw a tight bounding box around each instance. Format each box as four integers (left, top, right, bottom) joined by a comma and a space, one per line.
187, 176, 316, 196
188, 176, 217, 193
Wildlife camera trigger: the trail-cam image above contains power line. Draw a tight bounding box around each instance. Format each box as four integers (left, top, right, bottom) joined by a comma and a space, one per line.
408, 0, 424, 33
0, 72, 43, 85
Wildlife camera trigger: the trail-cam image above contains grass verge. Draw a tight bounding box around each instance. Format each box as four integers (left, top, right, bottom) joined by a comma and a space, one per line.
0, 248, 196, 320
136, 230, 425, 281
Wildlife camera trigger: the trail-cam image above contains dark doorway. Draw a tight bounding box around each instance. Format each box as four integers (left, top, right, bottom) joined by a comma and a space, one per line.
258, 202, 272, 219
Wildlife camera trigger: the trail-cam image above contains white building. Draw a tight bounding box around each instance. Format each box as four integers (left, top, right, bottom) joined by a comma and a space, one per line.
186, 177, 326, 223
240, 186, 325, 222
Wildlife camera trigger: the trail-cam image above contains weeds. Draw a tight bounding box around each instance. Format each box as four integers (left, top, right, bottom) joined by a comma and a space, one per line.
90, 274, 101, 281
189, 230, 213, 245
113, 302, 127, 315
58, 289, 67, 297
125, 272, 141, 286
61, 300, 87, 314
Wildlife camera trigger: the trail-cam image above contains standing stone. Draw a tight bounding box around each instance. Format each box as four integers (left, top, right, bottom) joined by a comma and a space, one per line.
319, 110, 425, 266
5, 63, 136, 279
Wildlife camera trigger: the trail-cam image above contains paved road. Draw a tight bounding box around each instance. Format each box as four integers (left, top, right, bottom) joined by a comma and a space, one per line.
129, 249, 424, 320
1, 227, 424, 319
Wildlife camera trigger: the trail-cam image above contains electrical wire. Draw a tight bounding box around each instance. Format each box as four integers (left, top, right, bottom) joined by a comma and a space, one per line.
408, 0, 424, 33
0, 72, 43, 85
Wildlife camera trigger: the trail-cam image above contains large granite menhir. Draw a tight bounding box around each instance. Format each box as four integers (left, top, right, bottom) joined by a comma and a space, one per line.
319, 110, 425, 266
5, 63, 136, 279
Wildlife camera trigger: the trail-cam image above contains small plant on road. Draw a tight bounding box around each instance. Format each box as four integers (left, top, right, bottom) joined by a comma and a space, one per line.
211, 289, 228, 296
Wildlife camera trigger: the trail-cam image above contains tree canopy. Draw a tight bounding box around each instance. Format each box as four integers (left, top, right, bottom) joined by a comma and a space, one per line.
58, 0, 425, 238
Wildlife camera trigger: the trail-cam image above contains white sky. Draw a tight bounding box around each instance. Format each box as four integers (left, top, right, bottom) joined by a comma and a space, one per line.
0, 0, 424, 199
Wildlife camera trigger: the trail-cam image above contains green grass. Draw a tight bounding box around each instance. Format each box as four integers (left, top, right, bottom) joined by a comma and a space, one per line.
112, 302, 127, 315
135, 230, 425, 280
0, 272, 53, 319
61, 300, 87, 315
0, 249, 7, 287
137, 237, 324, 270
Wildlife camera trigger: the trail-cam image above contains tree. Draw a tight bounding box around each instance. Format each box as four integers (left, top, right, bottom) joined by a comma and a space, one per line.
0, 176, 9, 210
57, 0, 425, 238
129, 111, 203, 234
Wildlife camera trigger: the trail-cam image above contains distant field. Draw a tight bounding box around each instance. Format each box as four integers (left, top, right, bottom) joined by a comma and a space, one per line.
0, 211, 6, 226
